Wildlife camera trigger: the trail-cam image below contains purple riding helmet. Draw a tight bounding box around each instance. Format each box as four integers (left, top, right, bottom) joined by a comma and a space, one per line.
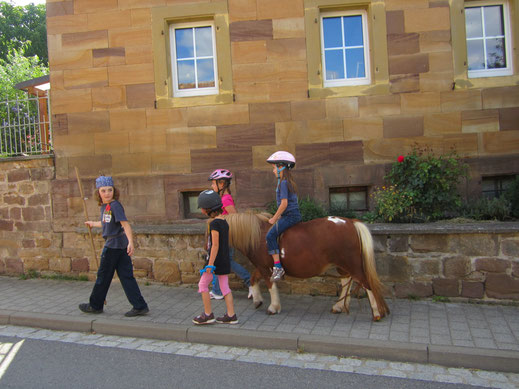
208, 169, 233, 181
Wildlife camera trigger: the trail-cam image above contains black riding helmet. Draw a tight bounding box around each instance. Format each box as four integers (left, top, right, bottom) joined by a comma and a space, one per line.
197, 189, 222, 211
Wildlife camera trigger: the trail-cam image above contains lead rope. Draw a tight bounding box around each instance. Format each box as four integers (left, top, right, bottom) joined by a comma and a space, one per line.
336, 277, 354, 312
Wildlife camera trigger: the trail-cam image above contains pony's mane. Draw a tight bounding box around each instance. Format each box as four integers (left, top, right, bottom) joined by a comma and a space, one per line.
225, 211, 270, 254
254, 212, 271, 222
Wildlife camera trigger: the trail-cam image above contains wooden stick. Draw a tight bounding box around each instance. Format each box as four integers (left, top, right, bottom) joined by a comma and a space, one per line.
75, 167, 99, 269
75, 168, 106, 305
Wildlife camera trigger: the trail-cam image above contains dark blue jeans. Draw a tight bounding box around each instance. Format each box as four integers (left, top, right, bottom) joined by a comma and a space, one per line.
266, 212, 302, 255
89, 247, 148, 311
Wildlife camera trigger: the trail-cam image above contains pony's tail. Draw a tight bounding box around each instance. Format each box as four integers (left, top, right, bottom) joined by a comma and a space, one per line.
353, 220, 390, 318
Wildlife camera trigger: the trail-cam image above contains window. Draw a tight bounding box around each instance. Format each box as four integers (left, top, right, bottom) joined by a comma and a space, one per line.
170, 22, 218, 97
304, 0, 389, 99
321, 11, 371, 87
329, 187, 368, 211
450, 0, 519, 88
151, 2, 233, 108
183, 191, 204, 218
465, 1, 513, 78
481, 175, 515, 198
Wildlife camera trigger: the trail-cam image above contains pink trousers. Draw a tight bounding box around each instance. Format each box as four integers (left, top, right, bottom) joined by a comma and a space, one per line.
198, 272, 231, 296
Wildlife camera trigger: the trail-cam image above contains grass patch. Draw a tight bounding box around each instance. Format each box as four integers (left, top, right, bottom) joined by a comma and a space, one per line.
19, 269, 40, 280
40, 273, 89, 281
407, 294, 420, 301
19, 271, 88, 282
432, 295, 450, 303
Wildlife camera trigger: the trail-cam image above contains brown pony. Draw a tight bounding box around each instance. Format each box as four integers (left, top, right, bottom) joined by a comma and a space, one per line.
225, 212, 389, 321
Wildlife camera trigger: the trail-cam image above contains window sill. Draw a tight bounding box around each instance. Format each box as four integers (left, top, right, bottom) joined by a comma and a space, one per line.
156, 92, 233, 109
309, 81, 390, 99
454, 74, 519, 90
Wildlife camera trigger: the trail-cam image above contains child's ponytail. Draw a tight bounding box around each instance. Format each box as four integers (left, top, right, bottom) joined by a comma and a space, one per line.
282, 170, 298, 195
217, 178, 232, 196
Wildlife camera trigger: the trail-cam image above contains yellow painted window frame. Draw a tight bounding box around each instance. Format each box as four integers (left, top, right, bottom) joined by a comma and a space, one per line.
151, 1, 233, 108
304, 0, 389, 99
450, 0, 519, 89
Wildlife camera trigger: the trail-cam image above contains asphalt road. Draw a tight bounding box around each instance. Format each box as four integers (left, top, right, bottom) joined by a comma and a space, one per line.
0, 335, 484, 389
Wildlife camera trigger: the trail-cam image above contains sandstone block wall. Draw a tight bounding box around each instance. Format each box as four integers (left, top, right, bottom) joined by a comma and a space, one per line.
45, 0, 519, 222
372, 229, 519, 301
0, 157, 57, 274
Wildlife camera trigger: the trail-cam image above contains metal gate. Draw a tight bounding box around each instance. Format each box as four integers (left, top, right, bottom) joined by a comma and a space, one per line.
0, 93, 52, 157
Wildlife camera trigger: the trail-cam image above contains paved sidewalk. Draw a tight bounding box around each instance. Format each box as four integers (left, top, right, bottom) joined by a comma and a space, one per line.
0, 276, 518, 373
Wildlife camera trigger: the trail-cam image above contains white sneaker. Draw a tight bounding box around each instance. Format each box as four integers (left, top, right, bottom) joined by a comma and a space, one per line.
270, 266, 285, 282
247, 286, 253, 299
209, 291, 224, 300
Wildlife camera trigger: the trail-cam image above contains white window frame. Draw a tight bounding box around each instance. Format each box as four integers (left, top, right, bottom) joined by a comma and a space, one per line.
465, 0, 513, 78
169, 21, 219, 97
320, 9, 371, 87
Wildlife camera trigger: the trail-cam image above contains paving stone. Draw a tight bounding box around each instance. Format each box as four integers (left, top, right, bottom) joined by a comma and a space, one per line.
389, 331, 409, 342
436, 374, 464, 384
452, 340, 475, 347
329, 364, 355, 372
380, 369, 408, 378
497, 343, 519, 351
430, 335, 451, 345
365, 360, 389, 369
474, 338, 497, 348
475, 370, 509, 382
389, 361, 416, 371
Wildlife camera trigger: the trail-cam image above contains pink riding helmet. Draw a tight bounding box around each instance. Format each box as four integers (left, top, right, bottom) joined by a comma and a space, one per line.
208, 169, 233, 181
267, 151, 296, 170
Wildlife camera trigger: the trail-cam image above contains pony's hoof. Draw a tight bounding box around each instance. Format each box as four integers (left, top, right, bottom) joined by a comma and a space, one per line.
254, 301, 263, 309
267, 307, 280, 315
330, 308, 341, 314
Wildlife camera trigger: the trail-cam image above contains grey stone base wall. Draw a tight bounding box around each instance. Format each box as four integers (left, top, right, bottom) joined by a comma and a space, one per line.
370, 224, 519, 301
3, 223, 518, 302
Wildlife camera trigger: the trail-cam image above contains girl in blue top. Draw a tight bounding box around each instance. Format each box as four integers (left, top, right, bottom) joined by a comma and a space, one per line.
266, 151, 302, 282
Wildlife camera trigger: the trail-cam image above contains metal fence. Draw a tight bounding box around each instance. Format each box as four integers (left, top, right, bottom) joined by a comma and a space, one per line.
0, 93, 52, 157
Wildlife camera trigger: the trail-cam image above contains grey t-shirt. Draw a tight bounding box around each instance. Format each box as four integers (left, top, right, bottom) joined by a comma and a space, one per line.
100, 200, 128, 249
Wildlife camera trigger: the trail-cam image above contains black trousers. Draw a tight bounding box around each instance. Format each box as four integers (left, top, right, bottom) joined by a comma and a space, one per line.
89, 247, 148, 311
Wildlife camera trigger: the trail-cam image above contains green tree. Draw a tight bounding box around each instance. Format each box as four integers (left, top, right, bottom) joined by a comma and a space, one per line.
1, 44, 48, 156
0, 2, 47, 65
0, 43, 48, 100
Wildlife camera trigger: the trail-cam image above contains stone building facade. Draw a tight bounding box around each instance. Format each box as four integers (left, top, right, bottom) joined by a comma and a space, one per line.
45, 0, 519, 224
2, 0, 519, 299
